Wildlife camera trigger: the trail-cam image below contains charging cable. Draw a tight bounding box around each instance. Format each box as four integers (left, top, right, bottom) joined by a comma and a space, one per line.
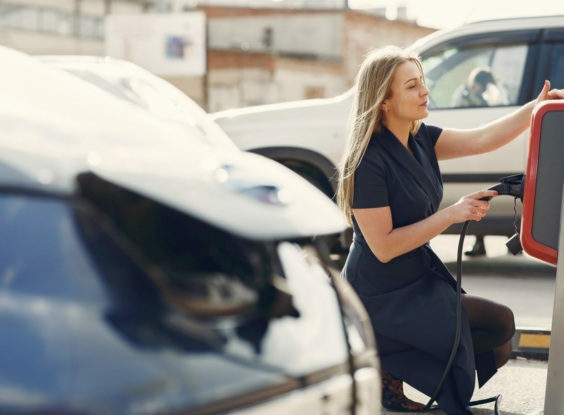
423, 220, 501, 414
423, 174, 525, 414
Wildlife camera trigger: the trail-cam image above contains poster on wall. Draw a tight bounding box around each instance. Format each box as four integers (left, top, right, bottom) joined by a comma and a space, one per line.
105, 12, 206, 76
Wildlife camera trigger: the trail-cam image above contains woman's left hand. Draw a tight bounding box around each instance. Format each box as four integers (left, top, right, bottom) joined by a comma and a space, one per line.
536, 80, 564, 105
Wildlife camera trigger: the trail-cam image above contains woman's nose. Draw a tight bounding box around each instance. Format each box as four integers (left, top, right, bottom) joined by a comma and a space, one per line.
420, 84, 430, 96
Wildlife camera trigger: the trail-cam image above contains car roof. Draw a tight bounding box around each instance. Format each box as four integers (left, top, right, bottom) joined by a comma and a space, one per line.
409, 14, 564, 52
0, 46, 346, 240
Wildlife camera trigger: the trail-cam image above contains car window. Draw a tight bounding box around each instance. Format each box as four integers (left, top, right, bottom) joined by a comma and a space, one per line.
83, 70, 237, 151
115, 63, 239, 152
549, 43, 564, 89
422, 43, 528, 109
40, 58, 239, 152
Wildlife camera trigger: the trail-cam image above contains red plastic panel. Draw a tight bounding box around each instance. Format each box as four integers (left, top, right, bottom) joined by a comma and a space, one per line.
521, 100, 564, 266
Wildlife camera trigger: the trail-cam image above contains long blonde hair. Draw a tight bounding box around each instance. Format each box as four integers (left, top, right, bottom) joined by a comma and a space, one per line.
337, 45, 424, 226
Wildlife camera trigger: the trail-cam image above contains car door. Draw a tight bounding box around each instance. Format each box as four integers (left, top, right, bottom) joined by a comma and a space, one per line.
416, 29, 542, 236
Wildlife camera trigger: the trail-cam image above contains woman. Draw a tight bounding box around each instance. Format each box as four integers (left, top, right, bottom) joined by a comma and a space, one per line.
336, 45, 564, 414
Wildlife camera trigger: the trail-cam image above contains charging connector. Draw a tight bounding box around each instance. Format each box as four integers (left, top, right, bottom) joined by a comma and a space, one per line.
483, 173, 525, 201
484, 174, 525, 255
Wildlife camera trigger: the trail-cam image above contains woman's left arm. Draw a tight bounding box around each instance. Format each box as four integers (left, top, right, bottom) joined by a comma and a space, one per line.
435, 80, 564, 161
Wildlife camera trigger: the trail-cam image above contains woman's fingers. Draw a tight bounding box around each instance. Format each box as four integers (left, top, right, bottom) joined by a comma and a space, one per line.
458, 190, 497, 221
548, 88, 564, 100
472, 189, 498, 201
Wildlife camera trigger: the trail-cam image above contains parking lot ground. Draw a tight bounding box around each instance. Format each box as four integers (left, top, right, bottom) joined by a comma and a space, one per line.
382, 357, 549, 415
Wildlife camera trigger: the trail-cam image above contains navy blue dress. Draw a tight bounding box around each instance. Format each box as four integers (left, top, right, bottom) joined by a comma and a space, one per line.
343, 124, 496, 415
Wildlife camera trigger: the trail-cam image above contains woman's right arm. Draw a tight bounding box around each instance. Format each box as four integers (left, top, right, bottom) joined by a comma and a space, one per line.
353, 189, 498, 263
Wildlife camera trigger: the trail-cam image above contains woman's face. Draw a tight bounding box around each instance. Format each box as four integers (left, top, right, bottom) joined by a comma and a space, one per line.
384, 61, 430, 123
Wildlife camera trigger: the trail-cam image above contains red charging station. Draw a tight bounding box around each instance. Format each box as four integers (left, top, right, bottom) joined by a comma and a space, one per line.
521, 100, 564, 266
520, 100, 564, 414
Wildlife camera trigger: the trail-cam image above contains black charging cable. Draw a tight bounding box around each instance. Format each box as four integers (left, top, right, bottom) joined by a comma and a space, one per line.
422, 174, 526, 414
423, 219, 501, 414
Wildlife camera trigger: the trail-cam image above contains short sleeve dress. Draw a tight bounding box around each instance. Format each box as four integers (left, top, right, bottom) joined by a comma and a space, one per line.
342, 124, 497, 415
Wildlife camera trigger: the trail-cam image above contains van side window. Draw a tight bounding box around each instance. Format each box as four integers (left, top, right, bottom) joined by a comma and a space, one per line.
421, 44, 528, 109
549, 44, 564, 89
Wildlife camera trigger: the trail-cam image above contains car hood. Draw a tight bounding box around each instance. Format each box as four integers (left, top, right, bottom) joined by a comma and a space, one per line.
89, 149, 347, 240
0, 46, 346, 240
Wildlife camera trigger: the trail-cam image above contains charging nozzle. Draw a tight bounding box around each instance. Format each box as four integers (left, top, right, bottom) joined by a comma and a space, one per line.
483, 173, 525, 201
483, 174, 525, 255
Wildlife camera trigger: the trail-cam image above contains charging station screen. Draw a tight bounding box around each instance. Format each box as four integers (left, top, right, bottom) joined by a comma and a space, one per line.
531, 110, 564, 251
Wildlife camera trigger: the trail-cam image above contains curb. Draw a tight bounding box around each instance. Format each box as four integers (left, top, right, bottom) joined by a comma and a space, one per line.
511, 327, 551, 361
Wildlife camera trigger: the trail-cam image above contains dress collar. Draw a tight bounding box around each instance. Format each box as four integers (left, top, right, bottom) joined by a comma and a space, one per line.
375, 126, 442, 211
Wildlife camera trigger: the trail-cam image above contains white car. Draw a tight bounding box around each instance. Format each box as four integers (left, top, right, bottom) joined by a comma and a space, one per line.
213, 15, 564, 252
1, 46, 380, 415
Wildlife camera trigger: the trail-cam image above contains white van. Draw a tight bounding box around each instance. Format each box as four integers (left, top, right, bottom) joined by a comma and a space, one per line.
213, 15, 564, 253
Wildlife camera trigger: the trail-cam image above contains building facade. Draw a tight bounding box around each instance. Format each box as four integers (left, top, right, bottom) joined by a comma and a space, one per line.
0, 0, 434, 110
204, 6, 433, 111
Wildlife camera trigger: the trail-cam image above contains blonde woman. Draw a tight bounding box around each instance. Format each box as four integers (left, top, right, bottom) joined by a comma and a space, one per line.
337, 45, 564, 414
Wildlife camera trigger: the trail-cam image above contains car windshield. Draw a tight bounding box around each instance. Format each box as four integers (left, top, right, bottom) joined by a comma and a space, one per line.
38, 57, 239, 152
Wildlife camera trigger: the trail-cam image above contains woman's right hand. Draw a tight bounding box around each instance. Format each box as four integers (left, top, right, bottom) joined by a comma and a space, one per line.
535, 80, 564, 106
447, 189, 498, 223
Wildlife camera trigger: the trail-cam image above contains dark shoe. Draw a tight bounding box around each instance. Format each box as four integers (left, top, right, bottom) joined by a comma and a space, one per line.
464, 236, 486, 257
381, 370, 427, 412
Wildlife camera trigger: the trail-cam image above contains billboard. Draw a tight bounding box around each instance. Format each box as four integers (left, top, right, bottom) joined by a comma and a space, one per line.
105, 12, 206, 77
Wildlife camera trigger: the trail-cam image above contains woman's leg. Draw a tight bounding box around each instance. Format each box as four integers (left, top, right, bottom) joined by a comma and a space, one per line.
462, 294, 516, 368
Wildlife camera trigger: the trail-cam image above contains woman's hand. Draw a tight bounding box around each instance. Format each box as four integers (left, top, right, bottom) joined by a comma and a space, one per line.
536, 80, 564, 105
446, 189, 499, 224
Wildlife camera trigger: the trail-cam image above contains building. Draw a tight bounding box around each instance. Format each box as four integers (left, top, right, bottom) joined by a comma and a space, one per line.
204, 6, 434, 111
0, 0, 434, 110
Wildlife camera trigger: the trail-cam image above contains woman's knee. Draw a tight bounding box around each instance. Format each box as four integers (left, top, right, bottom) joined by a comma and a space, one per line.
463, 295, 515, 345
465, 295, 514, 326
498, 305, 516, 342
489, 304, 515, 346
495, 341, 512, 368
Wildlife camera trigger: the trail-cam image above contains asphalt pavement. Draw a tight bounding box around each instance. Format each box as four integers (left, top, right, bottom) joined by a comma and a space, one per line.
386, 357, 549, 415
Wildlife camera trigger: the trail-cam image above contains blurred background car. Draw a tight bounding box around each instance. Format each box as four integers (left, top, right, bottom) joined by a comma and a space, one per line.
0, 46, 380, 415
212, 15, 564, 257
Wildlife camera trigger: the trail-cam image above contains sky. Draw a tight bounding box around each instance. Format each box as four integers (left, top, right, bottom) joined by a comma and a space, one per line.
348, 0, 564, 29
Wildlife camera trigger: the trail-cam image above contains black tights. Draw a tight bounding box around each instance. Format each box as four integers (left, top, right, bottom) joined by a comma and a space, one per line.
462, 294, 516, 368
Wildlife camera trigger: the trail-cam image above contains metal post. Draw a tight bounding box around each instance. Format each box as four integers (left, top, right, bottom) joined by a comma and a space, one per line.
544, 184, 564, 414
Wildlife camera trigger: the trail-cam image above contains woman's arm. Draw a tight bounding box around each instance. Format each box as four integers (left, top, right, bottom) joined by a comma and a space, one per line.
435, 81, 564, 161
354, 189, 498, 263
